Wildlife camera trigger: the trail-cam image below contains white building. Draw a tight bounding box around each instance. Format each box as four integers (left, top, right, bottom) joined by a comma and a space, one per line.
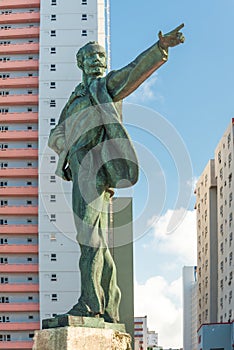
182, 266, 197, 350
214, 119, 234, 323
195, 118, 234, 332
134, 316, 159, 350
0, 0, 109, 348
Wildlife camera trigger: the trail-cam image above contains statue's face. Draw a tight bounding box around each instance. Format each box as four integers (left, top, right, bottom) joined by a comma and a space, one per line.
82, 46, 107, 77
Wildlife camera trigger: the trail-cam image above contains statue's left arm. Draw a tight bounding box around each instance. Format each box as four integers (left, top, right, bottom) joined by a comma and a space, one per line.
107, 24, 184, 101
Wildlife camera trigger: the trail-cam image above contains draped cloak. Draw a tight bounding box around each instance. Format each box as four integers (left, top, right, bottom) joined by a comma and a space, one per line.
48, 77, 139, 189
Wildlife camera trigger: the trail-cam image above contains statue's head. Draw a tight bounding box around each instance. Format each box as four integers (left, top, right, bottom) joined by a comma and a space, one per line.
76, 42, 107, 78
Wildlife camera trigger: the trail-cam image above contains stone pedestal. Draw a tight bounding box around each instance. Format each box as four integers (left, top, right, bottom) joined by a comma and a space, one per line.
33, 316, 132, 350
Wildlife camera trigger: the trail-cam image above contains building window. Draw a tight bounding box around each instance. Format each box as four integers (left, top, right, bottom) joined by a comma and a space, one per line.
82, 30, 87, 36
0, 163, 8, 168
29, 333, 34, 339
50, 100, 56, 107
230, 232, 233, 247
51, 253, 57, 261
0, 200, 8, 206
229, 291, 232, 304
220, 279, 223, 290
0, 296, 9, 303
0, 126, 8, 131
229, 212, 233, 227
27, 181, 32, 186
220, 205, 223, 217
82, 0, 87, 3
229, 173, 232, 188
0, 334, 11, 341
27, 257, 32, 262
82, 14, 87, 20
51, 14, 56, 21
50, 82, 56, 89
228, 133, 231, 148
50, 118, 56, 126
220, 260, 223, 273
220, 297, 223, 309
0, 277, 8, 283
229, 252, 233, 266
51, 0, 57, 5
50, 64, 56, 71
0, 181, 7, 186
50, 195, 56, 202
50, 30, 56, 37
28, 296, 33, 300
50, 214, 56, 222
50, 156, 56, 163
220, 168, 223, 180
50, 175, 56, 183
50, 47, 56, 54
51, 274, 57, 281
28, 315, 34, 319
220, 242, 223, 254
51, 293, 57, 301
0, 316, 9, 322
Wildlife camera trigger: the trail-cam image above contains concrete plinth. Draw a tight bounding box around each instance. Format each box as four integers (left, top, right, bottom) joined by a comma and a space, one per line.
33, 326, 132, 350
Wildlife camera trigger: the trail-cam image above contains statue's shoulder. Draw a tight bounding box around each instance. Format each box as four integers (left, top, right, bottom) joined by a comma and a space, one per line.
67, 83, 87, 106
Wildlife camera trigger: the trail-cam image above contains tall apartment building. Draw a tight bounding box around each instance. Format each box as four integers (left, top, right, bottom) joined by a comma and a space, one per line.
195, 118, 234, 331
214, 120, 234, 323
195, 160, 218, 328
134, 316, 159, 350
182, 266, 197, 350
0, 0, 107, 348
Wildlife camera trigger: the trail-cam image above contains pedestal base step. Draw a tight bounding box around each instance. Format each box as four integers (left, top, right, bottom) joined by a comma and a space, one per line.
33, 326, 132, 350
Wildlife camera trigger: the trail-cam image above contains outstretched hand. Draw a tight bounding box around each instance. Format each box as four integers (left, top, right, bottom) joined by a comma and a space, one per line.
158, 23, 185, 50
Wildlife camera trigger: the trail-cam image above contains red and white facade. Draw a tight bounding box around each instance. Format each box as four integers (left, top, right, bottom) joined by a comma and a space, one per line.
0, 0, 107, 348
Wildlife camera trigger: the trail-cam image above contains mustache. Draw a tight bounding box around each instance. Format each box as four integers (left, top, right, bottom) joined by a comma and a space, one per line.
90, 63, 106, 68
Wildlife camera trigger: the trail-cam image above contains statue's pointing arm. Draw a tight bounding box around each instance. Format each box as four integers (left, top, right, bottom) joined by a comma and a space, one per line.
107, 24, 184, 101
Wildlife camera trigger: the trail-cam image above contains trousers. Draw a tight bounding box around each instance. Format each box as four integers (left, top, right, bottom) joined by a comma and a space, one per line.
67, 149, 121, 322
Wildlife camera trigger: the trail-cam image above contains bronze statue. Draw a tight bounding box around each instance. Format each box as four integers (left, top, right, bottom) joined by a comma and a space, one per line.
48, 24, 185, 323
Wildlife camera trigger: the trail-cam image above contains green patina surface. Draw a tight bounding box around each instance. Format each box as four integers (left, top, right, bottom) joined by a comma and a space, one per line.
48, 24, 184, 324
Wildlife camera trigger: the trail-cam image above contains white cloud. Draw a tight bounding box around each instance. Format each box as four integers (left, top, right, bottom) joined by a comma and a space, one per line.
127, 74, 164, 103
134, 276, 182, 348
134, 209, 197, 348
150, 208, 197, 265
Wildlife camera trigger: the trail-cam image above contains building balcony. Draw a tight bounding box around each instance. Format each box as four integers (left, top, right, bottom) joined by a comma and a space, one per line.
0, 322, 39, 331
0, 168, 38, 178
0, 130, 38, 141
0, 341, 34, 349
0, 264, 38, 273
0, 27, 39, 39
0, 0, 40, 9
0, 60, 39, 71
0, 76, 38, 88
0, 112, 38, 123
0, 12, 40, 24
0, 186, 38, 196
0, 224, 38, 235
0, 43, 39, 55
0, 148, 38, 158
0, 94, 38, 106
0, 205, 38, 215
0, 283, 39, 293
0, 303, 39, 312
0, 244, 38, 254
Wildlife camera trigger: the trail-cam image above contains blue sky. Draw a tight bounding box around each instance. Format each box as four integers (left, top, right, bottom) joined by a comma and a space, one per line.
110, 0, 234, 347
